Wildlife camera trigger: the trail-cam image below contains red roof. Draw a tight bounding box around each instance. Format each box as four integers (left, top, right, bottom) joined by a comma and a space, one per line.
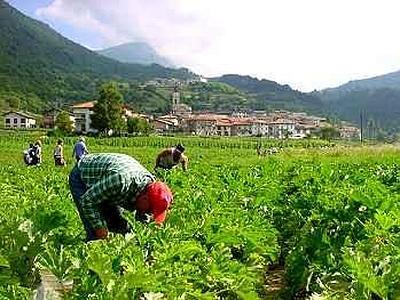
72, 101, 96, 109
187, 114, 230, 121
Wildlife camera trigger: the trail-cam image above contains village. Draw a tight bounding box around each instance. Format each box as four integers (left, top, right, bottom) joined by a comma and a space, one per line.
3, 79, 360, 140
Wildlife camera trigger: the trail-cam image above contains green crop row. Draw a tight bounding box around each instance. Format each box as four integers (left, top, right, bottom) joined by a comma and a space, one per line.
1, 137, 400, 299
0, 134, 335, 150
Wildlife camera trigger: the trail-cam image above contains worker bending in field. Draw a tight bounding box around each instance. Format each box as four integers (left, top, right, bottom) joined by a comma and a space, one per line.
155, 144, 188, 171
69, 153, 173, 241
73, 136, 89, 162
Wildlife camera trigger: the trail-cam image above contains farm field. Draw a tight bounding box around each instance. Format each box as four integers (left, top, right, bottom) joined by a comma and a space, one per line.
1, 136, 400, 299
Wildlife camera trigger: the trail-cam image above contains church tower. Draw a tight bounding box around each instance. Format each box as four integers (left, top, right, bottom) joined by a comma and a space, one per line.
172, 84, 180, 106
171, 82, 192, 116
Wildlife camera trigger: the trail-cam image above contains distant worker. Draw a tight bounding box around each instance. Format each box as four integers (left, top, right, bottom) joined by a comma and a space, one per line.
73, 136, 88, 162
54, 139, 66, 166
30, 140, 42, 166
69, 153, 173, 241
155, 144, 188, 171
23, 143, 34, 165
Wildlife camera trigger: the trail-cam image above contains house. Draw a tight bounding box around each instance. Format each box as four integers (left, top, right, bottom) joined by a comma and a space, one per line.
122, 105, 137, 122
185, 114, 229, 136
43, 109, 76, 129
292, 123, 315, 138
152, 119, 177, 133
215, 120, 232, 136
230, 119, 253, 136
71, 101, 145, 134
269, 119, 296, 139
71, 101, 96, 134
3, 111, 37, 129
251, 120, 271, 136
339, 126, 360, 139
157, 114, 180, 126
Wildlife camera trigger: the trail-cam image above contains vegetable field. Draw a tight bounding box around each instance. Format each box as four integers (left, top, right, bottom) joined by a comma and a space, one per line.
1, 136, 400, 299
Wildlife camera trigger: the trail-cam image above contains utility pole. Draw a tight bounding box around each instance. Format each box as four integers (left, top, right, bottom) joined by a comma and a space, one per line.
360, 110, 363, 144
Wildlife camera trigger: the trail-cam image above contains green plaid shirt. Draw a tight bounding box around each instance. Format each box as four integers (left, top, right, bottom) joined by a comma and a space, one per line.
77, 153, 155, 229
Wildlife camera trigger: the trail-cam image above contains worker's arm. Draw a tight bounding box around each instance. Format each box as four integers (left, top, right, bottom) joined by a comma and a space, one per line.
83, 143, 89, 154
180, 154, 188, 171
79, 173, 127, 234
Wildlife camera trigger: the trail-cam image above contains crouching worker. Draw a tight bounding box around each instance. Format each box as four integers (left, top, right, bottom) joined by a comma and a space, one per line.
155, 144, 188, 171
23, 143, 34, 165
24, 140, 42, 166
69, 153, 173, 241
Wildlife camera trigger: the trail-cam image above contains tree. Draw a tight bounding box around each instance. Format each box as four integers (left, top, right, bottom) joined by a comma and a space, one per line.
7, 95, 21, 110
127, 117, 152, 135
319, 127, 340, 141
91, 82, 125, 134
55, 111, 73, 133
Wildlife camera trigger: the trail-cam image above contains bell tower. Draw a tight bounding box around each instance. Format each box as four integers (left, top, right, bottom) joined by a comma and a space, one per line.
172, 84, 180, 106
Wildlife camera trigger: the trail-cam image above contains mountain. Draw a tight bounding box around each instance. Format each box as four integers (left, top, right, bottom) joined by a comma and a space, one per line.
323, 70, 400, 94
319, 70, 400, 132
0, 0, 194, 112
97, 42, 174, 68
212, 74, 324, 114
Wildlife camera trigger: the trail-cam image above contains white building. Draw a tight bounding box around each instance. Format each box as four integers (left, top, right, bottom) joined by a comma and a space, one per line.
152, 119, 177, 133
185, 114, 227, 136
340, 126, 360, 139
3, 111, 37, 129
270, 119, 296, 139
43, 109, 76, 130
72, 101, 144, 133
71, 101, 96, 134
251, 120, 271, 136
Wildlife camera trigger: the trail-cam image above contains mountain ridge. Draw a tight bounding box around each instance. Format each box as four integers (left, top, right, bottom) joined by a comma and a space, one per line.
0, 0, 194, 112
318, 69, 400, 132
97, 42, 174, 68
212, 74, 324, 114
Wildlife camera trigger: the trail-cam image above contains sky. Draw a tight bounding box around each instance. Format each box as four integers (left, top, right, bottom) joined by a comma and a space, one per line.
6, 0, 400, 91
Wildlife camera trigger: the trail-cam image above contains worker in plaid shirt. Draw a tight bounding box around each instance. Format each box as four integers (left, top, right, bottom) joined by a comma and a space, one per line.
69, 153, 173, 241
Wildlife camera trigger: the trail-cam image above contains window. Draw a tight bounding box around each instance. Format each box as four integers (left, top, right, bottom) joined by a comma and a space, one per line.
14, 118, 18, 124
5, 118, 10, 124
21, 118, 26, 123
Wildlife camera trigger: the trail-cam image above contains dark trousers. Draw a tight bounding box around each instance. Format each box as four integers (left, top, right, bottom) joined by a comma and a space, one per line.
54, 155, 65, 166
68, 165, 131, 241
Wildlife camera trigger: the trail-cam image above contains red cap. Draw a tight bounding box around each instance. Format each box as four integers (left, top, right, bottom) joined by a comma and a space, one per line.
146, 181, 173, 224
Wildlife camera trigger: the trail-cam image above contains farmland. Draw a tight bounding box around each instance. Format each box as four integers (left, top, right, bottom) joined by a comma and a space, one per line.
1, 136, 400, 299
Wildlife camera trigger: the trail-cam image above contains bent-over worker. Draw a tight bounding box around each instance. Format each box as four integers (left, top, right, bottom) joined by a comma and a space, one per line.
73, 136, 88, 162
155, 144, 188, 171
69, 153, 173, 241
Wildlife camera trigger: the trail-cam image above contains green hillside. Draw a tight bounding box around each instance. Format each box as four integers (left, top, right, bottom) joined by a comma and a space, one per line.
0, 0, 194, 113
320, 88, 400, 133
319, 70, 400, 132
212, 75, 324, 113
117, 81, 249, 115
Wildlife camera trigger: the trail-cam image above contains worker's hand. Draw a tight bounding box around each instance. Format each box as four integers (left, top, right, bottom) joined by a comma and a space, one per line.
94, 228, 108, 239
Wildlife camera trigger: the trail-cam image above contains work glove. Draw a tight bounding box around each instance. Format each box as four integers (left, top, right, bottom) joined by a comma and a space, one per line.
94, 228, 108, 239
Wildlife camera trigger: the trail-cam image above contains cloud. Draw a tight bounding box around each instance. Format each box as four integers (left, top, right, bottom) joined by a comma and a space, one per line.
36, 0, 131, 46
36, 0, 400, 91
